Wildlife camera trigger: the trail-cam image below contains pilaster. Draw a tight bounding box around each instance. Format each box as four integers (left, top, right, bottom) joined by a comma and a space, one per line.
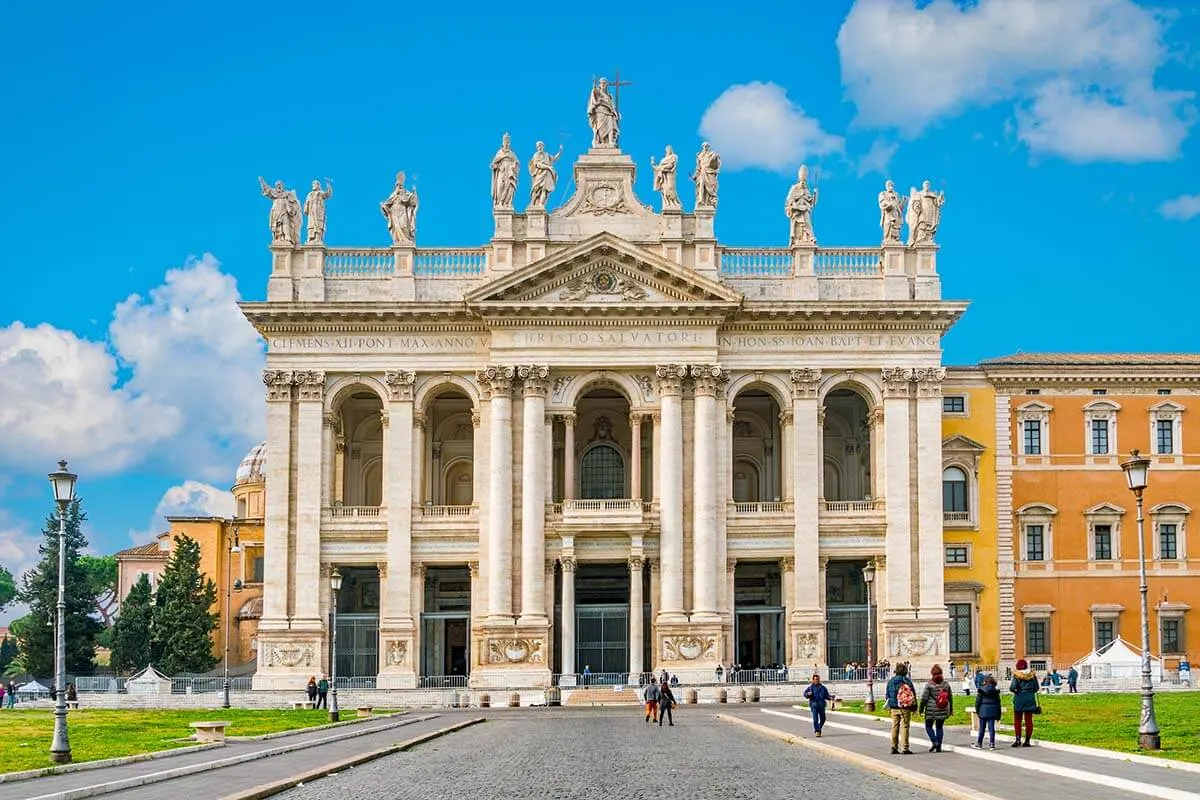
292, 371, 326, 628
655, 364, 687, 623
690, 364, 726, 623
518, 365, 550, 627
788, 368, 825, 671
914, 368, 947, 615
881, 367, 915, 616
478, 365, 516, 625
379, 370, 417, 687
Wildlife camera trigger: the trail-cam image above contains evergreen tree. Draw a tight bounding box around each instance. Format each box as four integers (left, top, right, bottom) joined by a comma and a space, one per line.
109, 574, 153, 674
0, 636, 17, 673
0, 564, 15, 610
151, 535, 218, 675
15, 500, 100, 677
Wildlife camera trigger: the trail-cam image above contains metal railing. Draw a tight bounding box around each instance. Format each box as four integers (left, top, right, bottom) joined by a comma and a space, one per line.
725, 668, 790, 683
418, 675, 469, 689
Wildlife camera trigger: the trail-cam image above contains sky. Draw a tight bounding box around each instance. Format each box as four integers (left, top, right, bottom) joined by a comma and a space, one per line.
0, 0, 1198, 621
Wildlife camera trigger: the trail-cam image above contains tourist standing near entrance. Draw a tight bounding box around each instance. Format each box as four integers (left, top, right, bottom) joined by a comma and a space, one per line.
1009, 659, 1040, 747
583, 665, 591, 686
803, 673, 832, 737
918, 664, 953, 752
972, 675, 1001, 750
316, 675, 330, 710
643, 680, 660, 723
306, 676, 318, 705
886, 663, 916, 754
658, 680, 676, 727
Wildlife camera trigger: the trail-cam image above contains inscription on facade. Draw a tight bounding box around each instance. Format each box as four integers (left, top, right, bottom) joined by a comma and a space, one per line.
270, 335, 483, 352
496, 329, 711, 348
719, 333, 939, 351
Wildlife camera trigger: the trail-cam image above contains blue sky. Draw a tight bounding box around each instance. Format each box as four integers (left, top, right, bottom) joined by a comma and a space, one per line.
1, 0, 1198, 619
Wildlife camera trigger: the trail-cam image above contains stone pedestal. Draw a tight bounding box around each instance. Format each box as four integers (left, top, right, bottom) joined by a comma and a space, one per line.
377, 631, 418, 689
251, 630, 325, 690
788, 610, 826, 674
471, 625, 552, 688
654, 622, 723, 683
881, 617, 950, 680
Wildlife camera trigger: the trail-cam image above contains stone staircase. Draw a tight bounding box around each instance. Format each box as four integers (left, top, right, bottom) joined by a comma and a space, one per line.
564, 686, 642, 707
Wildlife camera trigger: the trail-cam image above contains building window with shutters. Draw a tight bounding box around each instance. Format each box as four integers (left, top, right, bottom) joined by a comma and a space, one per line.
1025, 620, 1049, 655
948, 603, 973, 654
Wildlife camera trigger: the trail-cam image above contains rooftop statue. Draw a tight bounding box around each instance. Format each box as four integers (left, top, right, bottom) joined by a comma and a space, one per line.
785, 165, 818, 245
490, 133, 520, 210
259, 177, 301, 246
878, 180, 906, 245
692, 142, 720, 210
650, 146, 681, 211
381, 171, 419, 245
587, 77, 620, 149
528, 141, 564, 210
303, 180, 333, 244
906, 180, 945, 246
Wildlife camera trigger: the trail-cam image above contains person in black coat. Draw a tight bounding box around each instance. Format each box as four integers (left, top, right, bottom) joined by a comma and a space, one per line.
1009, 659, 1040, 747
658, 680, 676, 727
972, 674, 1002, 749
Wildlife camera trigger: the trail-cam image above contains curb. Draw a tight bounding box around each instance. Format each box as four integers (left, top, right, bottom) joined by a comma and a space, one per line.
718, 714, 1006, 800
228, 711, 406, 742
0, 744, 225, 785
218, 717, 486, 800
22, 714, 440, 800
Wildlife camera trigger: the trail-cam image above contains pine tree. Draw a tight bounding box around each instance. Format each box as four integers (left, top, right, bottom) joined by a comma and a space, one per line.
151, 535, 218, 675
109, 574, 153, 674
15, 500, 100, 677
0, 636, 17, 673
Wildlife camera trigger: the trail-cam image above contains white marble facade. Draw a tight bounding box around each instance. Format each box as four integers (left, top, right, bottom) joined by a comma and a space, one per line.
245, 85, 962, 689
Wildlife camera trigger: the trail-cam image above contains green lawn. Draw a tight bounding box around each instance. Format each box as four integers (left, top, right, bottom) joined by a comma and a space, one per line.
0, 708, 347, 774
838, 692, 1200, 763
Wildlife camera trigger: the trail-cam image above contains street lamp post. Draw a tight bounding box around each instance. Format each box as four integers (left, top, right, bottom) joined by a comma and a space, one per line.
47, 460, 77, 764
329, 567, 343, 723
863, 560, 877, 712
1121, 449, 1161, 750
222, 528, 242, 710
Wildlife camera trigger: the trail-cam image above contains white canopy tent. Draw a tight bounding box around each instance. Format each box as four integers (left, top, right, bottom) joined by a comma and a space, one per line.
1072, 637, 1163, 681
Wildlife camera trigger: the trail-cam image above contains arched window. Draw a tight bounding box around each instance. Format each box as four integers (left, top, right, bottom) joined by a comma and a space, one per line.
580, 444, 624, 499
943, 466, 968, 514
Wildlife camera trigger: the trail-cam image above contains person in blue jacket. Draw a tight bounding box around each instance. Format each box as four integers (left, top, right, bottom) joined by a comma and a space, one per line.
803, 673, 833, 737
972, 674, 1002, 750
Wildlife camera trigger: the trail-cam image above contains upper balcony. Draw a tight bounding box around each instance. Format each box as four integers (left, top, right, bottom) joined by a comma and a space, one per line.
819, 499, 887, 531
322, 505, 384, 533
547, 499, 649, 528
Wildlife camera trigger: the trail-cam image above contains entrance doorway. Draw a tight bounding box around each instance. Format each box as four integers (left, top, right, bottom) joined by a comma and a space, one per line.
421, 566, 471, 685
734, 562, 785, 673
824, 560, 873, 671
331, 566, 380, 682
569, 563, 633, 678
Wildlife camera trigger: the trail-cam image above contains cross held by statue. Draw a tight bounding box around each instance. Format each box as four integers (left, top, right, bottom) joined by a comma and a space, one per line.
606, 68, 633, 113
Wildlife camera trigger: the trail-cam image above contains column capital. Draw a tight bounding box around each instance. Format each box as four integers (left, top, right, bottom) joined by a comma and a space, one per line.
411, 562, 426, 578
650, 411, 661, 424
913, 366, 947, 397
323, 412, 337, 428
384, 369, 417, 401
380, 411, 390, 429
780, 556, 795, 572
413, 411, 428, 430
562, 412, 577, 426
559, 556, 577, 573
655, 364, 687, 396
629, 411, 644, 427
477, 365, 516, 396
471, 410, 481, 428
869, 405, 885, 428
648, 559, 660, 573
518, 364, 551, 398
294, 370, 326, 402
779, 410, 794, 427
468, 560, 480, 577
263, 370, 295, 402
881, 367, 914, 398
545, 413, 555, 427
628, 555, 644, 572
690, 364, 728, 397
790, 368, 822, 399
726, 558, 738, 574
377, 560, 389, 580
726, 409, 735, 424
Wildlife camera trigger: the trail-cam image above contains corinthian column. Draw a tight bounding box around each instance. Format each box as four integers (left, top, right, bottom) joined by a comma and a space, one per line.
630, 413, 643, 501
656, 364, 687, 622
690, 364, 726, 623
518, 365, 550, 625
789, 369, 822, 622
478, 365, 516, 623
382, 369, 416, 631
629, 556, 644, 675
563, 413, 577, 500
915, 367, 947, 614
292, 370, 325, 627
560, 557, 577, 676
881, 367, 914, 613
261, 370, 294, 629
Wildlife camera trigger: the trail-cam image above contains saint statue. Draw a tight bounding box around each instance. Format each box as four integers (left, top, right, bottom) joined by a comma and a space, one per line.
691, 142, 721, 209
650, 146, 681, 210
528, 141, 564, 209
587, 78, 620, 149
490, 133, 520, 210
906, 180, 946, 246
785, 165, 818, 245
303, 180, 333, 244
381, 171, 419, 245
259, 177, 301, 245
878, 179, 906, 244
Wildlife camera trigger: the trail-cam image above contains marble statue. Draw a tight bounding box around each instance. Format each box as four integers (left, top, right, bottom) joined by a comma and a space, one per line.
528, 141, 564, 209
303, 180, 333, 244
878, 179, 906, 244
785, 165, 818, 245
587, 78, 620, 148
906, 180, 945, 246
650, 146, 681, 210
259, 177, 301, 245
490, 133, 520, 210
691, 142, 721, 209
381, 171, 419, 245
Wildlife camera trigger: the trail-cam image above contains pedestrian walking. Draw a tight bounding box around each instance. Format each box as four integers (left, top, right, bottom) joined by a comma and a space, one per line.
583, 665, 591, 686
643, 679, 660, 723
1067, 666, 1079, 693
1179, 656, 1191, 687
316, 675, 330, 710
1009, 659, 1040, 747
306, 676, 318, 706
886, 663, 917, 755
802, 673, 832, 737
5, 682, 14, 708
918, 664, 953, 752
972, 675, 1002, 750
0, 684, 5, 709
657, 680, 676, 727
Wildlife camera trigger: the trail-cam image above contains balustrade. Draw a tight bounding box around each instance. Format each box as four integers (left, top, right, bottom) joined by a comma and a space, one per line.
323, 249, 395, 276
943, 510, 971, 522
813, 247, 882, 276
729, 501, 790, 514
323, 505, 383, 518
419, 504, 477, 518
823, 499, 884, 512
719, 248, 792, 276
564, 499, 643, 512
414, 248, 487, 275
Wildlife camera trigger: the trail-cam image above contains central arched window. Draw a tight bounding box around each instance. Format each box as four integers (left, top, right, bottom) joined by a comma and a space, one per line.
580, 444, 624, 499
943, 466, 968, 514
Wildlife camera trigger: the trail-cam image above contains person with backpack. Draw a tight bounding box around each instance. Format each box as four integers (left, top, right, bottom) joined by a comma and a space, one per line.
885, 663, 917, 755
306, 676, 318, 706
802, 673, 833, 737
316, 675, 330, 710
972, 674, 1002, 750
657, 679, 676, 727
918, 664, 953, 752
643, 679, 660, 723
1009, 659, 1040, 747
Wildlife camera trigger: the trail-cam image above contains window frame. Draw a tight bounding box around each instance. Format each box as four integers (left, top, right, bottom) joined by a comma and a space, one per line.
1085, 503, 1125, 563
1150, 504, 1190, 561
948, 602, 974, 654
1016, 401, 1052, 458
1094, 619, 1116, 649
1149, 401, 1184, 458
1093, 524, 1114, 561
1016, 504, 1057, 564
1025, 619, 1050, 656
1161, 618, 1183, 655
1082, 399, 1120, 459
944, 544, 971, 566
942, 394, 967, 415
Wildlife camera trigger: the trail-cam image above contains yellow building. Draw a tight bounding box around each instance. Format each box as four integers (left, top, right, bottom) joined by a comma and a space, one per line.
941, 368, 1000, 666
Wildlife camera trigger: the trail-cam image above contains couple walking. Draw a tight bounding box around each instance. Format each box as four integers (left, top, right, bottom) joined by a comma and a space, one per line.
642, 678, 678, 726
885, 663, 955, 754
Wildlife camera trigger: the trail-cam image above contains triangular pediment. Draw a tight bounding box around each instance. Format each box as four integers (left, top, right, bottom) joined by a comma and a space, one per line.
465, 233, 742, 314
942, 434, 987, 453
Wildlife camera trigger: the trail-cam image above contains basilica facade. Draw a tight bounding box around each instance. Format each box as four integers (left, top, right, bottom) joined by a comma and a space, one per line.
244, 86, 963, 689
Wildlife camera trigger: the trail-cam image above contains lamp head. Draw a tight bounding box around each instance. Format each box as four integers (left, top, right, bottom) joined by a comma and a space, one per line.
1121, 449, 1150, 493
230, 528, 241, 554
862, 561, 876, 585
330, 567, 343, 593
233, 579, 244, 592
48, 460, 78, 506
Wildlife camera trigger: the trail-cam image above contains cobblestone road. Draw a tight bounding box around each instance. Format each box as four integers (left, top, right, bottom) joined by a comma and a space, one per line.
276, 708, 941, 800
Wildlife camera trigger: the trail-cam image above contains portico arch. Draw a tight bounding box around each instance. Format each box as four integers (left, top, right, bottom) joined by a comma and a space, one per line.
821, 384, 875, 502
725, 374, 792, 412
817, 372, 883, 408
559, 371, 641, 409
325, 375, 389, 414
415, 374, 481, 412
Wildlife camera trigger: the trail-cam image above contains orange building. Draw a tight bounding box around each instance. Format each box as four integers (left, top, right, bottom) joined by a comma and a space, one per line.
984, 354, 1200, 673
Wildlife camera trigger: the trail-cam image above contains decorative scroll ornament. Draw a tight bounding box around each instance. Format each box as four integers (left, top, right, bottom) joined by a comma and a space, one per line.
580, 182, 628, 215
913, 366, 947, 397
262, 370, 295, 402
477, 365, 516, 395
488, 638, 544, 664
551, 375, 575, 402
789, 368, 822, 399
889, 631, 944, 658
385, 640, 408, 666
264, 642, 314, 668
384, 370, 416, 401
655, 364, 687, 396
881, 366, 914, 397
795, 633, 820, 660
689, 364, 727, 397
518, 364, 551, 396
558, 269, 648, 302
661, 635, 718, 661
293, 370, 326, 402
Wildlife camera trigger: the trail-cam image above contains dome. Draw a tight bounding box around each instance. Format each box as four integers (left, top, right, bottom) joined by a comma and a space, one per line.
235, 441, 267, 486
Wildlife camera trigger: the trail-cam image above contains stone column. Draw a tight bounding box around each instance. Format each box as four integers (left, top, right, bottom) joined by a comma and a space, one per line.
260, 370, 295, 628
656, 365, 687, 622
322, 413, 337, 507
718, 406, 733, 617
725, 558, 737, 655
915, 368, 947, 614
518, 365, 550, 626
544, 414, 554, 500
412, 412, 427, 505
563, 413, 577, 501
382, 370, 416, 632
431, 442, 442, 504
780, 557, 795, 662
630, 413, 643, 501
789, 369, 824, 665
478, 366, 516, 623
292, 370, 325, 627
411, 562, 426, 673
628, 556, 644, 676
560, 557, 577, 676
651, 412, 661, 502
780, 410, 794, 502
881, 368, 914, 613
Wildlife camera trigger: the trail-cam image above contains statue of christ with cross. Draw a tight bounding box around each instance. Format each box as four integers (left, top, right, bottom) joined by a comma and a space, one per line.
587, 71, 631, 149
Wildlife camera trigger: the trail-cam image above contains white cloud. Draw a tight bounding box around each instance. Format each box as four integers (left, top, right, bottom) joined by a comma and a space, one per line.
0, 517, 43, 625
837, 0, 1194, 162
129, 480, 234, 545
856, 138, 899, 176
699, 82, 843, 172
1158, 193, 1200, 221
0, 255, 265, 479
